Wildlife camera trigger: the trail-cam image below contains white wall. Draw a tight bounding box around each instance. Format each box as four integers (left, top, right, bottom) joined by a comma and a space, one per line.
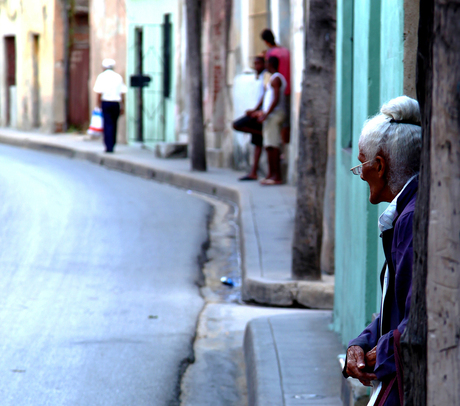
287, 0, 305, 184
175, 0, 303, 173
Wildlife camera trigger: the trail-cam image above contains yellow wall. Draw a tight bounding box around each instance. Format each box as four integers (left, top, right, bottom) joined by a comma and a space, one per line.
0, 2, 18, 127
0, 0, 64, 132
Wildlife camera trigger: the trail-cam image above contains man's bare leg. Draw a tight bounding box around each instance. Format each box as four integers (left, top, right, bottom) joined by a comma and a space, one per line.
265, 147, 274, 180
269, 147, 282, 181
248, 145, 263, 178
233, 119, 262, 138
261, 147, 282, 184
235, 122, 263, 180
281, 126, 290, 144
239, 142, 262, 180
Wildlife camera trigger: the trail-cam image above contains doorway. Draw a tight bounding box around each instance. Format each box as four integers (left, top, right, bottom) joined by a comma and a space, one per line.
68, 11, 90, 129
127, 15, 172, 144
5, 36, 16, 127
32, 34, 40, 128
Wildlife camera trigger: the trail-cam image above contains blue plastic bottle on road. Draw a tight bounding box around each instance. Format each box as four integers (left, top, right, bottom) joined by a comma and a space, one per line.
220, 277, 234, 287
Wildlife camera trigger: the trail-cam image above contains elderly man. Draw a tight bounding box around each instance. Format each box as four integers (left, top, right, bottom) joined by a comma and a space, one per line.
93, 58, 127, 153
345, 96, 422, 406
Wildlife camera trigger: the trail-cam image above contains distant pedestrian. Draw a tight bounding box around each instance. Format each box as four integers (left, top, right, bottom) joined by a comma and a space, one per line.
93, 58, 127, 153
261, 29, 291, 143
255, 56, 286, 185
233, 56, 267, 181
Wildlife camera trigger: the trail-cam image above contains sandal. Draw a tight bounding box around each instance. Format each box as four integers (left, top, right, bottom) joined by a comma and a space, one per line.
239, 175, 258, 181
260, 178, 283, 185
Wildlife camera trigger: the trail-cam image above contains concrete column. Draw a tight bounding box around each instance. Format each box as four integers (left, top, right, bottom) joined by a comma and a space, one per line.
203, 0, 232, 167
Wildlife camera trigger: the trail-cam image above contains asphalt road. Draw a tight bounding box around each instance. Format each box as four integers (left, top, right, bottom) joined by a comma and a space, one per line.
0, 145, 210, 405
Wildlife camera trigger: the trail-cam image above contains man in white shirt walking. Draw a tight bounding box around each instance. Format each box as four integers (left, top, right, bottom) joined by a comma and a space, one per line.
93, 58, 127, 153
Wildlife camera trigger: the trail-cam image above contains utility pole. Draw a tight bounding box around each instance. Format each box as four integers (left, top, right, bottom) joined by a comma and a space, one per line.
291, 0, 336, 280
402, 0, 460, 404
185, 0, 207, 171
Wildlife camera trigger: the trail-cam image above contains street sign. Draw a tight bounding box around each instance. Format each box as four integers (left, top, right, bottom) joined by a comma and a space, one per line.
130, 74, 151, 88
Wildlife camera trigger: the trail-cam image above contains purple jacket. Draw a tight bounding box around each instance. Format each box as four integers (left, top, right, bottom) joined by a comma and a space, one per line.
347, 177, 418, 382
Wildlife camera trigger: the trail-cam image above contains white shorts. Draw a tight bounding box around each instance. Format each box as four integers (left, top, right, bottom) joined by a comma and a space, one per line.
263, 109, 285, 148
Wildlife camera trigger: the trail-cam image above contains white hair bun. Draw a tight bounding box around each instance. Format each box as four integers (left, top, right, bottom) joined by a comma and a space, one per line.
380, 95, 421, 126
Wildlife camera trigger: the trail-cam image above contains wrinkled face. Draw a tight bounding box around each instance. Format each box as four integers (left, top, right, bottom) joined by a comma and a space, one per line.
358, 149, 387, 205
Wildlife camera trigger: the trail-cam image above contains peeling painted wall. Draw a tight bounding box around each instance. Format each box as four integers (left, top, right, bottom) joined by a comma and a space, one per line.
202, 0, 233, 167
53, 0, 65, 132
287, 0, 305, 184
0, 0, 64, 132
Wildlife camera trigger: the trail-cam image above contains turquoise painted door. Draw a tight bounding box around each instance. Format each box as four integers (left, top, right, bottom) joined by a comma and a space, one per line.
334, 0, 385, 346
127, 17, 172, 144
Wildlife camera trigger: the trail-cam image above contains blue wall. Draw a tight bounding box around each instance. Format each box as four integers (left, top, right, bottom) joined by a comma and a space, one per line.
334, 0, 404, 346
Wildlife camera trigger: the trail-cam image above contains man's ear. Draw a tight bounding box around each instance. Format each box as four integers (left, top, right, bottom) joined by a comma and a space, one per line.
374, 155, 387, 179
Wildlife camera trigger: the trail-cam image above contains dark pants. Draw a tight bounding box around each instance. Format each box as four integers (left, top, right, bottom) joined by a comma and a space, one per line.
233, 115, 263, 146
102, 101, 120, 152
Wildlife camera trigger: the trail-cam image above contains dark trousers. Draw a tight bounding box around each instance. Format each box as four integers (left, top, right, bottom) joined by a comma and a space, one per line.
101, 101, 120, 152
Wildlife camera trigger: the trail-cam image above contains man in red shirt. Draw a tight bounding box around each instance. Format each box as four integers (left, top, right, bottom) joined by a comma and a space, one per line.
261, 29, 291, 144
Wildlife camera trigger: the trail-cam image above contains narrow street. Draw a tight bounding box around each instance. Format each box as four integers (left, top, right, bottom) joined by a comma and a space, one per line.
0, 144, 210, 405
0, 0, 454, 402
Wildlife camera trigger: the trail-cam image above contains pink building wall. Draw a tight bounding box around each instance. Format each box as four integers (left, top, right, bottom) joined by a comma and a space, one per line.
89, 0, 127, 143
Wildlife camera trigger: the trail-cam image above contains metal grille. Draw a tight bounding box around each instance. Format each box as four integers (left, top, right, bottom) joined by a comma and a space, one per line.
127, 21, 171, 144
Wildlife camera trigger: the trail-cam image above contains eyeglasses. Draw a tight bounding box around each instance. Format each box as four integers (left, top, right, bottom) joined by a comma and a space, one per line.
350, 160, 371, 175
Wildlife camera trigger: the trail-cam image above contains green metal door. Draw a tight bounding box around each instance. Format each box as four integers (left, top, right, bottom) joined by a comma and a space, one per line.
127, 16, 172, 144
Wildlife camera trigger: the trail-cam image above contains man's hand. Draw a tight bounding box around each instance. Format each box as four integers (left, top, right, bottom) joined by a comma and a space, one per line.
96, 93, 102, 109
346, 346, 377, 387
120, 95, 125, 116
246, 109, 256, 117
365, 346, 377, 368
256, 112, 267, 123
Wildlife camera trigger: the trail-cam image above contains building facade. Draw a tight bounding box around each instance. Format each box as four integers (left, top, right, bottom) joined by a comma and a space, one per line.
0, 0, 93, 133
172, 0, 307, 180
0, 0, 67, 132
0, 0, 305, 169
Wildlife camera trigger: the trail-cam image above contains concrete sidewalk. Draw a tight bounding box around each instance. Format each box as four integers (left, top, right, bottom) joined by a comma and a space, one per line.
0, 130, 342, 405
244, 311, 343, 406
